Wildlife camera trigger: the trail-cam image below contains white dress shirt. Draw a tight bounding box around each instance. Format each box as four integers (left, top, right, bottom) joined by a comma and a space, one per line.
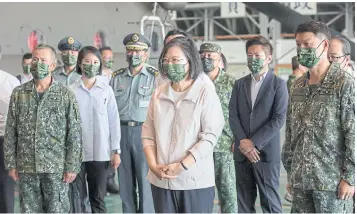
69, 77, 121, 162
100, 69, 112, 85
0, 70, 20, 136
251, 72, 268, 109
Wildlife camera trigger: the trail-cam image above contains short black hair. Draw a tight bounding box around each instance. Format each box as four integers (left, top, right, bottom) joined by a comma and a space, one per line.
34, 44, 57, 63
164, 29, 192, 44
99, 46, 112, 54
294, 20, 331, 40
291, 56, 300, 70
331, 35, 351, 56
245, 36, 273, 56
158, 37, 203, 80
76, 46, 103, 76
22, 53, 32, 62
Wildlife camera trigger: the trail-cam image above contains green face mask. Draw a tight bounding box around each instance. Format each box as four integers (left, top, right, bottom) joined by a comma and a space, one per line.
163, 64, 187, 82
30, 62, 50, 80
82, 64, 100, 78
23, 65, 31, 74
297, 41, 325, 68
201, 58, 215, 73
247, 58, 265, 74
104, 60, 114, 69
127, 55, 143, 67
62, 54, 78, 66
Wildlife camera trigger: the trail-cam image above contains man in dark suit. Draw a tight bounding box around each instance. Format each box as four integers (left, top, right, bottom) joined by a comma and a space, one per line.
229, 36, 288, 213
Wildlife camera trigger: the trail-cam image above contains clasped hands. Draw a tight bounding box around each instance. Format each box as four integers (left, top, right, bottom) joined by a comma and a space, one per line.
151, 162, 184, 180
239, 139, 260, 163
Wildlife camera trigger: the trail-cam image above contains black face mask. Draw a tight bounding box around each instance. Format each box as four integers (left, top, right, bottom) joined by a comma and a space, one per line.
201, 58, 215, 73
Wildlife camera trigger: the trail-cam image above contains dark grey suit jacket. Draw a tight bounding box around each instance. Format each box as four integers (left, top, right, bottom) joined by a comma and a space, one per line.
229, 70, 288, 162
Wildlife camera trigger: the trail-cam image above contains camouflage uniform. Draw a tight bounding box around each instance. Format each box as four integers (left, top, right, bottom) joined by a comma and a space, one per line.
286, 74, 296, 94
212, 69, 238, 214
4, 79, 82, 213
200, 43, 237, 213
282, 63, 355, 213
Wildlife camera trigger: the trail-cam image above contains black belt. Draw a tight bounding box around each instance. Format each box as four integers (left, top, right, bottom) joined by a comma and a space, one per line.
120, 121, 143, 127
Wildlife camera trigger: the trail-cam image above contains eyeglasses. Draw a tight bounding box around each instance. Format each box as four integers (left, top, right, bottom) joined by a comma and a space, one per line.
328, 55, 348, 62
161, 58, 187, 64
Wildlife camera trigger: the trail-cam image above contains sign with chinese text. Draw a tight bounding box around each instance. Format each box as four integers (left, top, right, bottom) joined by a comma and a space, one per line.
168, 10, 177, 20
282, 2, 317, 15
221, 2, 246, 18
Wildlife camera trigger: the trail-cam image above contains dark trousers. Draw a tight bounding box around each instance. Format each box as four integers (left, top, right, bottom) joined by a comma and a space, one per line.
118, 125, 154, 213
77, 161, 110, 213
0, 137, 15, 213
151, 185, 215, 213
235, 159, 282, 213
69, 164, 91, 213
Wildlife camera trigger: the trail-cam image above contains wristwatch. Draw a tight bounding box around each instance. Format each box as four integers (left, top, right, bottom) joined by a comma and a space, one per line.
112, 149, 121, 155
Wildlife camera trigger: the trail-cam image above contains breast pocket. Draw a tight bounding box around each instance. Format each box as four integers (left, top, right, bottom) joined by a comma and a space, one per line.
113, 77, 130, 110
138, 75, 155, 101
94, 97, 107, 115
17, 102, 30, 121
314, 93, 338, 123
47, 98, 65, 125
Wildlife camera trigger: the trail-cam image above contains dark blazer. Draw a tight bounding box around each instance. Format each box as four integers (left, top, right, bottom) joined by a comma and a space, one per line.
229, 70, 288, 162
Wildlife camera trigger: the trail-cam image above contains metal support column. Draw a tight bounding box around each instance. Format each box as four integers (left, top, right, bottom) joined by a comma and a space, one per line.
259, 13, 269, 38
204, 9, 209, 41
193, 11, 199, 36
209, 10, 215, 41
232, 18, 237, 34
345, 2, 354, 39
270, 19, 281, 66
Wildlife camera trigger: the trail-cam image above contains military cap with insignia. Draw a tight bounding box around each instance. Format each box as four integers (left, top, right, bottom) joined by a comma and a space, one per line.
123, 33, 152, 51
199, 43, 222, 54
58, 36, 82, 51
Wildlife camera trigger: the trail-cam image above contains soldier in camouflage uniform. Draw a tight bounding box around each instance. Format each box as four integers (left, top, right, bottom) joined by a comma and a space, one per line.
53, 36, 82, 86
284, 55, 307, 203
286, 56, 307, 93
199, 43, 237, 213
282, 21, 355, 213
3, 44, 82, 213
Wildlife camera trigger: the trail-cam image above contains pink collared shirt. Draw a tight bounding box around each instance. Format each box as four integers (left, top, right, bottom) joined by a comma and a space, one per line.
142, 73, 225, 190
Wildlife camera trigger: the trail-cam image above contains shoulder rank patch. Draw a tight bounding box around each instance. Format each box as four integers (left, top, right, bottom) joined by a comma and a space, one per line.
112, 68, 126, 77
147, 66, 159, 76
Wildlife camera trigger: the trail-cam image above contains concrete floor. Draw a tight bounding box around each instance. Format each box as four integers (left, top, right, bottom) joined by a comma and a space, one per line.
14, 126, 292, 213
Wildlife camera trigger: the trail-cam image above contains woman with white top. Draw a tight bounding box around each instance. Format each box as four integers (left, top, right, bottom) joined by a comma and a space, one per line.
142, 37, 225, 213
70, 46, 121, 213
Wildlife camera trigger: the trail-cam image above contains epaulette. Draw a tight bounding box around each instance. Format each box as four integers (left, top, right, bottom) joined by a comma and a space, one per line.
147, 66, 159, 76
112, 68, 126, 77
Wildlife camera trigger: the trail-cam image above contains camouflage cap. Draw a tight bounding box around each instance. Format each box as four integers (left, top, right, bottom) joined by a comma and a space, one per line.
123, 33, 152, 51
199, 43, 222, 54
58, 36, 82, 51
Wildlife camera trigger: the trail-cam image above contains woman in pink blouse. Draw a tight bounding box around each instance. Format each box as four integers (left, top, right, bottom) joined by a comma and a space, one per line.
142, 37, 225, 213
